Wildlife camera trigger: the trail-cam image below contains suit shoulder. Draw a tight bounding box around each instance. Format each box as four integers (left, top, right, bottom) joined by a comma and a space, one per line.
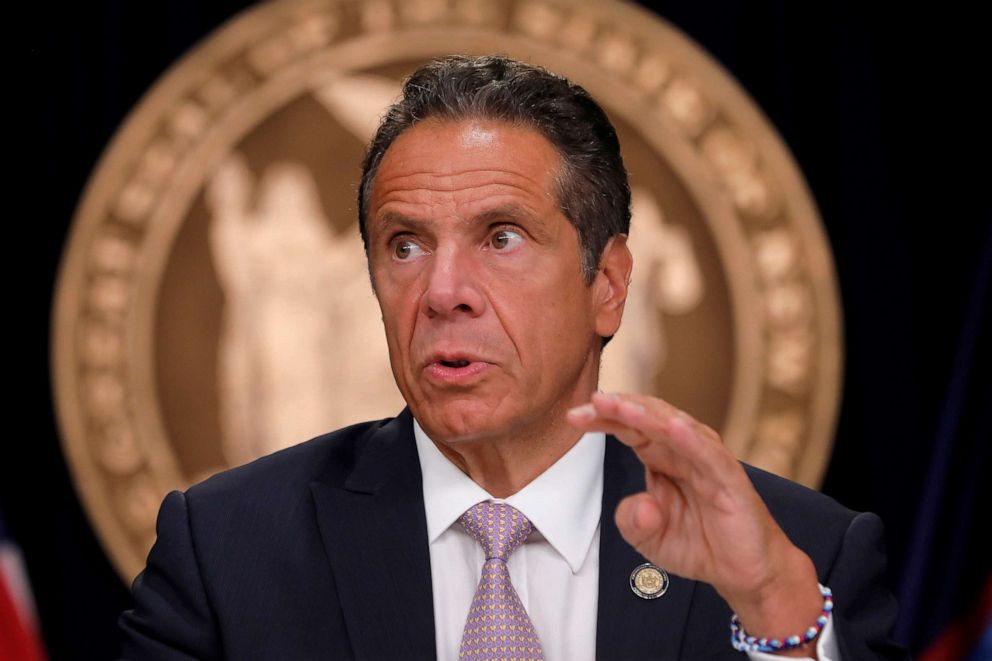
743, 463, 865, 574
182, 416, 395, 509
744, 463, 856, 522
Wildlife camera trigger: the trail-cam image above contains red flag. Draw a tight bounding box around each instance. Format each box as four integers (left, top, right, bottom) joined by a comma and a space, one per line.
0, 511, 46, 661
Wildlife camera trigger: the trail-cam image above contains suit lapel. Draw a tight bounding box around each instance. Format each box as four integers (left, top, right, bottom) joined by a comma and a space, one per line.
596, 436, 696, 660
311, 409, 436, 660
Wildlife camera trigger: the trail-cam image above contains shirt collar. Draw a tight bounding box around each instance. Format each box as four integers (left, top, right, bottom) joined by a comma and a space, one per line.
414, 418, 605, 574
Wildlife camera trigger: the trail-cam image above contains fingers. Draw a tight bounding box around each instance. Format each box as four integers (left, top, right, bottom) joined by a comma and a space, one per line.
567, 391, 738, 485
615, 492, 667, 553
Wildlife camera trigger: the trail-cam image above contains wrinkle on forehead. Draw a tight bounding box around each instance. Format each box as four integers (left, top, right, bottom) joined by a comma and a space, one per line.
378, 119, 556, 175
374, 169, 550, 199
368, 119, 565, 232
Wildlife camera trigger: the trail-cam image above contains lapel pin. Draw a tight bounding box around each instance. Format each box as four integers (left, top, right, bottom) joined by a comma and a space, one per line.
630, 562, 669, 599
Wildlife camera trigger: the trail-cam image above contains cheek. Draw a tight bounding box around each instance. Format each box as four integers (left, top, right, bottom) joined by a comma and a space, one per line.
373, 260, 423, 318
510, 281, 580, 356
375, 290, 417, 358
540, 281, 596, 350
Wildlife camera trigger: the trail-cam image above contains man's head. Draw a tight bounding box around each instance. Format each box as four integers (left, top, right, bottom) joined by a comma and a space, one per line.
359, 55, 631, 281
360, 55, 633, 446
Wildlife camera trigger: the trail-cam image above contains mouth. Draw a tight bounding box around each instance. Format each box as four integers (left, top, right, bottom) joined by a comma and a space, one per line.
438, 359, 471, 368
423, 353, 491, 384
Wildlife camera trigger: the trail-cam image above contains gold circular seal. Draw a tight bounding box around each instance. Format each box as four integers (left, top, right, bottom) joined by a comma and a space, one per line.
630, 562, 669, 599
51, 0, 843, 582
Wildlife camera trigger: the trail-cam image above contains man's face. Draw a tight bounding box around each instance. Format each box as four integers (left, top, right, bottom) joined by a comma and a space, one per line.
366, 118, 626, 444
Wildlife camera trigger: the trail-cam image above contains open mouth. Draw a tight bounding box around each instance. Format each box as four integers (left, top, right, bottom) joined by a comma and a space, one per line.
425, 355, 489, 383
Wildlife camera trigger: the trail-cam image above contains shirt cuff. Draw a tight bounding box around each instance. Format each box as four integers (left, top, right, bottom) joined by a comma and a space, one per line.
744, 610, 840, 661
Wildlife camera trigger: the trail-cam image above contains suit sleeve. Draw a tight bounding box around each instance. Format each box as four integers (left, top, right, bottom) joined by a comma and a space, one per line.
118, 490, 222, 660
824, 511, 909, 660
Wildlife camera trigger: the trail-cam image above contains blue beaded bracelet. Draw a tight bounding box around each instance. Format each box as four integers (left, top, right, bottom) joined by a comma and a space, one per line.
729, 584, 833, 653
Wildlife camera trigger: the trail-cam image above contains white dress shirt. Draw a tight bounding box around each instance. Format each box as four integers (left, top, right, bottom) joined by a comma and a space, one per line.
413, 419, 839, 661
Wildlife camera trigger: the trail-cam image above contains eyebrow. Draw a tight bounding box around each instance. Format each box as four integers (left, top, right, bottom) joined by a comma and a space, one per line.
373, 211, 427, 237
474, 204, 541, 226
373, 204, 542, 236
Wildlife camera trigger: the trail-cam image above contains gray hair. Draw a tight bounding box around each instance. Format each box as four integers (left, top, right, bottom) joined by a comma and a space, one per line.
357, 54, 631, 282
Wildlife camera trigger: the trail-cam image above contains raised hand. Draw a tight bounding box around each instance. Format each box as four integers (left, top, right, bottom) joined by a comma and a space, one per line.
567, 391, 825, 656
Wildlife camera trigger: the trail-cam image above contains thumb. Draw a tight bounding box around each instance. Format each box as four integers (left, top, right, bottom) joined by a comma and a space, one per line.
615, 492, 666, 552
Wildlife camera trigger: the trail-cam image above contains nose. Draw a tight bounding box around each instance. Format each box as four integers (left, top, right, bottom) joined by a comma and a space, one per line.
420, 246, 486, 320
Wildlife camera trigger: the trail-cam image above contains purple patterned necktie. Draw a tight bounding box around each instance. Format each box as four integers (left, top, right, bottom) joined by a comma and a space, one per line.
458, 501, 545, 660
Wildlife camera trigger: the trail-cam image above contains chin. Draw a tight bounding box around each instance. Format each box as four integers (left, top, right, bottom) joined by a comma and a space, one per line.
414, 397, 517, 444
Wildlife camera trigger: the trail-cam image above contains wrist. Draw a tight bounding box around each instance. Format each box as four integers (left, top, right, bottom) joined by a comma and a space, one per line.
730, 584, 832, 658
723, 546, 823, 643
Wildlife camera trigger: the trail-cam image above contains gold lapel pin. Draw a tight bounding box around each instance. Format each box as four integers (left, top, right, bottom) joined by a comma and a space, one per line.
630, 562, 669, 599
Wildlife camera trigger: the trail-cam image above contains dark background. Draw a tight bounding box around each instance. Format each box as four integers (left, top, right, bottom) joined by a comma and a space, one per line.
19, 1, 990, 659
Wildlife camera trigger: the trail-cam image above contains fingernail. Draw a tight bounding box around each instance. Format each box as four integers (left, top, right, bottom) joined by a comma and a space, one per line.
568, 403, 595, 421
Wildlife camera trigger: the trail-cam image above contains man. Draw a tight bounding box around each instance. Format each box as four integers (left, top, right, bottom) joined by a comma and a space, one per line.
119, 55, 906, 660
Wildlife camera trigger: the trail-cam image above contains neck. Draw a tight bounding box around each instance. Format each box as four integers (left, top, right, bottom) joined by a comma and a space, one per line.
428, 387, 596, 498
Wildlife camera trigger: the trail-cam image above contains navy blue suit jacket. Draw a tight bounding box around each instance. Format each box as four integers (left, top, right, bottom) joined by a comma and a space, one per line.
119, 408, 907, 659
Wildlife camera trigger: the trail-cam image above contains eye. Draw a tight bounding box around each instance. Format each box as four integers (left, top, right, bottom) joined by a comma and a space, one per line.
393, 238, 427, 260
489, 229, 523, 251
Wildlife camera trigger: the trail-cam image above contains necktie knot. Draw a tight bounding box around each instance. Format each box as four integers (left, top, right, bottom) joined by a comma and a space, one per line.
459, 501, 533, 562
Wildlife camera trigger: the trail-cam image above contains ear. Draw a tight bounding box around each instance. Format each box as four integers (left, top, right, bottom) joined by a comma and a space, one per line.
593, 234, 633, 339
